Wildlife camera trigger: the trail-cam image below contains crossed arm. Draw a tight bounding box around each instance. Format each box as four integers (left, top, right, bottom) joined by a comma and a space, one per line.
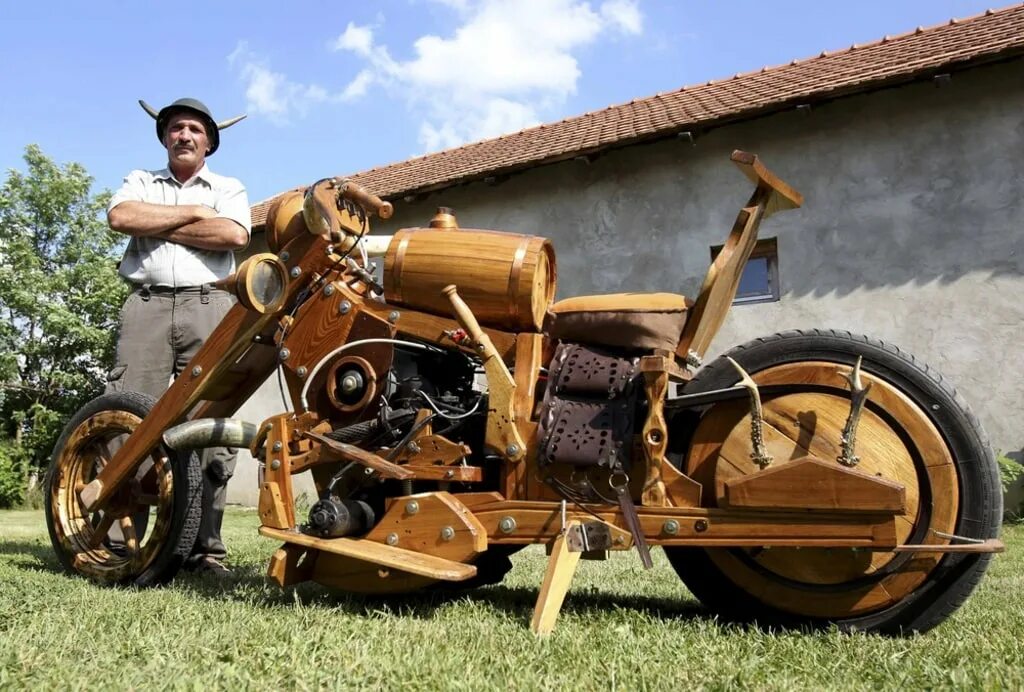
108, 202, 248, 251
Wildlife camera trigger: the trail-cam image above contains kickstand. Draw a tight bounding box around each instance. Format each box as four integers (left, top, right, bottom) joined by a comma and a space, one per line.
530, 520, 583, 635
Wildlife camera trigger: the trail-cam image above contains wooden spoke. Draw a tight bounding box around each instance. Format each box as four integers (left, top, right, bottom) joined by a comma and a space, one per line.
89, 512, 116, 549
119, 517, 139, 554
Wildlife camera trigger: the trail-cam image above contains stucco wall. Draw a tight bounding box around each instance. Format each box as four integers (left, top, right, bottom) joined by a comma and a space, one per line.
228, 58, 1024, 504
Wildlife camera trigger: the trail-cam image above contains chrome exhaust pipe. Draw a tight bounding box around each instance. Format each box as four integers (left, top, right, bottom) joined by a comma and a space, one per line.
163, 418, 258, 451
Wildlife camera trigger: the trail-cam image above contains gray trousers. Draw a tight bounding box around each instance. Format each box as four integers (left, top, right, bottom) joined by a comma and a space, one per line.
107, 286, 237, 562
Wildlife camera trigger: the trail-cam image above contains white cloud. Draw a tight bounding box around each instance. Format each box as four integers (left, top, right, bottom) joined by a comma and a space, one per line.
600, 0, 642, 34
228, 41, 330, 125
229, 1, 643, 147
332, 0, 643, 151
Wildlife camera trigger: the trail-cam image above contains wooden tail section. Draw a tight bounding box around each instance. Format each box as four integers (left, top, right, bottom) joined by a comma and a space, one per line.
676, 151, 803, 362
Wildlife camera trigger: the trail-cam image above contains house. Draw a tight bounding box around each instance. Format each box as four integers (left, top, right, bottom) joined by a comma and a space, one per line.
232, 4, 1024, 504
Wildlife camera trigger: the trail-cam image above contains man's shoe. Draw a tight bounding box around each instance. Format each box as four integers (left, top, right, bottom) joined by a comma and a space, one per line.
187, 556, 231, 577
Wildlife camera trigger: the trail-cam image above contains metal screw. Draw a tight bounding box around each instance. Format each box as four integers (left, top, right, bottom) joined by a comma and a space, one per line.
498, 516, 517, 534
364, 467, 374, 476
388, 310, 400, 323
272, 441, 283, 452
323, 284, 335, 297
386, 533, 399, 546
663, 520, 680, 536
694, 519, 709, 533
339, 300, 352, 315
445, 469, 454, 479
279, 251, 290, 262
290, 266, 301, 278
405, 500, 419, 515
440, 526, 455, 541
407, 442, 421, 455
296, 366, 308, 379
614, 536, 626, 546
505, 444, 520, 457
191, 366, 202, 377
279, 348, 290, 361
270, 459, 281, 471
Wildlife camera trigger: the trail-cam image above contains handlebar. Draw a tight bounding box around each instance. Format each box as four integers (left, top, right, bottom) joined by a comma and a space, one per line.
335, 178, 394, 220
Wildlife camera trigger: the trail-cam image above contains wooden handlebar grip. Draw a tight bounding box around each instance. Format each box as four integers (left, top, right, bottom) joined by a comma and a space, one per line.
338, 180, 394, 219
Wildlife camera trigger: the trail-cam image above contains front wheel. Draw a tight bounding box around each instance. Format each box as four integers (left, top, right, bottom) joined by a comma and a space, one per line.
45, 392, 202, 586
665, 329, 1001, 634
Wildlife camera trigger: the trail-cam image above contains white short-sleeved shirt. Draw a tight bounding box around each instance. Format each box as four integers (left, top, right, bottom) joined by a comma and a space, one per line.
108, 165, 252, 287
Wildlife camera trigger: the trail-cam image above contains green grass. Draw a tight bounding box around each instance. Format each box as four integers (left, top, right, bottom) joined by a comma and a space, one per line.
2, 510, 1022, 690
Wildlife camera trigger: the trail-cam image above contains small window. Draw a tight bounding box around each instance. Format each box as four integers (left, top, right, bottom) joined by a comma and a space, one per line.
710, 237, 779, 304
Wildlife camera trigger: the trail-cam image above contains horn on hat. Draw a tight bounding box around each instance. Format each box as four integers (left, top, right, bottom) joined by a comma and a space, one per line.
216, 114, 247, 130
139, 99, 160, 119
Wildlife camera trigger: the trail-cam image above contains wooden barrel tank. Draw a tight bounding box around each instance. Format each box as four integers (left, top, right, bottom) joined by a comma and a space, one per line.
383, 229, 557, 332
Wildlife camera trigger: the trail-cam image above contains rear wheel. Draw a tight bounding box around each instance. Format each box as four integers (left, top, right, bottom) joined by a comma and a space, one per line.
45, 392, 202, 586
665, 329, 1000, 634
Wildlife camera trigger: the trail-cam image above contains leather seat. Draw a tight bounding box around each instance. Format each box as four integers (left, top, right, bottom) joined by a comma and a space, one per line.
543, 292, 691, 351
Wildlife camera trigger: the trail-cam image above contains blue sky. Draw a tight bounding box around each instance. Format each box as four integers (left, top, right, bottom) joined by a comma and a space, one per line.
0, 0, 1006, 204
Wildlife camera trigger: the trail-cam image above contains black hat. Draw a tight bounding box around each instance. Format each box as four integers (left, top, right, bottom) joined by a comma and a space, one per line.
139, 98, 246, 156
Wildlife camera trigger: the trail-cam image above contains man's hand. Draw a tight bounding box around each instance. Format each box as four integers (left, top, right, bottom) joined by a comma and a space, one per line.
108, 201, 218, 237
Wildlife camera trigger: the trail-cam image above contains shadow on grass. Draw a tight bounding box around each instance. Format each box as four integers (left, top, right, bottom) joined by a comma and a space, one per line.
166, 560, 722, 630
0, 539, 63, 574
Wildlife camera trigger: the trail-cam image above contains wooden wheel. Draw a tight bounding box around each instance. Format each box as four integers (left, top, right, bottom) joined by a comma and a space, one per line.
665, 330, 1001, 634
45, 392, 202, 586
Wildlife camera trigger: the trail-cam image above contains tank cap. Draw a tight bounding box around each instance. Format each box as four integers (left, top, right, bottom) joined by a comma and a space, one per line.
429, 207, 458, 229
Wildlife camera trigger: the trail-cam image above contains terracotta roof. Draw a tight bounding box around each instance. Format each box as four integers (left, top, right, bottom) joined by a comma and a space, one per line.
251, 4, 1024, 228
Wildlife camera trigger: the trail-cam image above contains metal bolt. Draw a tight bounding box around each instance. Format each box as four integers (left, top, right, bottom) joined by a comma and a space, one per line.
407, 442, 421, 455
272, 441, 283, 452
323, 284, 335, 297
663, 520, 680, 536
297, 366, 308, 379
405, 500, 419, 515
498, 516, 517, 534
363, 467, 374, 476
694, 519, 709, 533
279, 251, 290, 262
388, 310, 400, 323
339, 300, 352, 315
445, 469, 454, 479
290, 266, 302, 278
614, 536, 626, 546
270, 459, 281, 471
265, 424, 273, 431
386, 533, 399, 546
191, 365, 202, 377
440, 526, 455, 541
505, 444, 520, 457
279, 348, 290, 361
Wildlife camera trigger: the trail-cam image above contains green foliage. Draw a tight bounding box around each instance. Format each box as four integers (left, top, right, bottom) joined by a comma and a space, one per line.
0, 439, 27, 508
997, 452, 1024, 521
0, 145, 128, 468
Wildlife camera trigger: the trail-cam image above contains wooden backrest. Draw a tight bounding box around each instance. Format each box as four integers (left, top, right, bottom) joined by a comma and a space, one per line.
676, 152, 803, 361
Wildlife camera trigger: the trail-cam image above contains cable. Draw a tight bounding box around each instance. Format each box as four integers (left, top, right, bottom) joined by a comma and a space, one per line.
298, 338, 442, 411
417, 390, 485, 421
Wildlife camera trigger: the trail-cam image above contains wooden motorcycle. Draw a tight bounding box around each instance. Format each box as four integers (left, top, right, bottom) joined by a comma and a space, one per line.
45, 151, 1003, 634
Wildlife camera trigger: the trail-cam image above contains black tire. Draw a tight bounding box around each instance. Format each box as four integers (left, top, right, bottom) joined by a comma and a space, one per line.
45, 391, 202, 587
664, 329, 1001, 634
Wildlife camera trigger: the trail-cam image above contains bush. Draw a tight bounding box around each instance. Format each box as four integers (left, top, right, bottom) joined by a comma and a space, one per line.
997, 452, 1024, 522
0, 440, 28, 508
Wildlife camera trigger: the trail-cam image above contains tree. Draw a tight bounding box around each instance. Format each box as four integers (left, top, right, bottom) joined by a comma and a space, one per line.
0, 145, 128, 471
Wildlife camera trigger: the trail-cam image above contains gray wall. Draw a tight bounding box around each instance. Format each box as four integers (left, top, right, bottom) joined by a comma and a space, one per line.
229, 58, 1024, 504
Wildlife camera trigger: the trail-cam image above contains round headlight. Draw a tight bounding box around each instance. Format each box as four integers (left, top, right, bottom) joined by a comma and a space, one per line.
236, 254, 288, 314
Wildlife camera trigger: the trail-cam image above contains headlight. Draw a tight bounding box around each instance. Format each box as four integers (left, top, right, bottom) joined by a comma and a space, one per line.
235, 253, 288, 314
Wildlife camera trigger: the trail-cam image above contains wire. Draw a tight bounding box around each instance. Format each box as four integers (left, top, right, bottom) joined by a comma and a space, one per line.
298, 338, 443, 411
417, 390, 485, 420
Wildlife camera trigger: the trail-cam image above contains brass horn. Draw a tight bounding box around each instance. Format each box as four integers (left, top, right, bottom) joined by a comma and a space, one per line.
137, 100, 246, 129
138, 99, 159, 119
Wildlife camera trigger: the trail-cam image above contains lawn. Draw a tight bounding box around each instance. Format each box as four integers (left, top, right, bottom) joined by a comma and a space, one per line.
1, 509, 1022, 690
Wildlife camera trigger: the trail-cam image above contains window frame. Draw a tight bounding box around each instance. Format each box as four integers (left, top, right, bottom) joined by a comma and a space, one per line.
709, 237, 780, 305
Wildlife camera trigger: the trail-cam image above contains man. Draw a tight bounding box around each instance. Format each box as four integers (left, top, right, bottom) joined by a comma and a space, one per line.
107, 98, 249, 575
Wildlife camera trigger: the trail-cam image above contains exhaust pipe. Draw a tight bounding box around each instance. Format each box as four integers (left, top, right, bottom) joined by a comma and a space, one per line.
163, 418, 258, 451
